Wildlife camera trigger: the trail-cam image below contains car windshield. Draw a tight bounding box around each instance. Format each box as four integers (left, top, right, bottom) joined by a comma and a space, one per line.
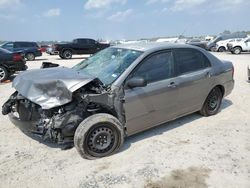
73, 47, 143, 86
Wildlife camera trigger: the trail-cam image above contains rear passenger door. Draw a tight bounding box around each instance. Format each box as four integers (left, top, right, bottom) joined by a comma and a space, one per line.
124, 50, 179, 135
173, 48, 212, 115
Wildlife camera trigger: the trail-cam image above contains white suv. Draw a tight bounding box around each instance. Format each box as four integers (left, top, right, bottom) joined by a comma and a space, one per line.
227, 37, 250, 54
215, 38, 243, 52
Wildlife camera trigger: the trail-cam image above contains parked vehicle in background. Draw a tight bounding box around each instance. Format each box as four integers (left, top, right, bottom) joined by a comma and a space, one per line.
0, 48, 27, 81
186, 39, 208, 49
40, 45, 49, 53
54, 38, 110, 59
2, 43, 234, 159
227, 37, 250, 54
46, 45, 59, 55
0, 42, 42, 61
215, 38, 243, 52
206, 33, 248, 51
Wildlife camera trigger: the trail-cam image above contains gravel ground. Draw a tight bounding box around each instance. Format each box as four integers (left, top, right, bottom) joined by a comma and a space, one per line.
0, 52, 250, 188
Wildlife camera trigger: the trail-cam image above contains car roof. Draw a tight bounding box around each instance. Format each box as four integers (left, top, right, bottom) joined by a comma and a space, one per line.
113, 42, 200, 52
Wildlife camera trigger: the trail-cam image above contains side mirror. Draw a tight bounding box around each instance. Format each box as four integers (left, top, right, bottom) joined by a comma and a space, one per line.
126, 77, 147, 89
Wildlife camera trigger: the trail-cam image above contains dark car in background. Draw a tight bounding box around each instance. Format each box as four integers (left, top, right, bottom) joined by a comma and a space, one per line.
0, 41, 42, 61
53, 38, 110, 59
0, 48, 27, 81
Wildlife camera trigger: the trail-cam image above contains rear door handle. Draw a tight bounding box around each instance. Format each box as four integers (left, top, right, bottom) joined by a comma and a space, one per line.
168, 82, 177, 88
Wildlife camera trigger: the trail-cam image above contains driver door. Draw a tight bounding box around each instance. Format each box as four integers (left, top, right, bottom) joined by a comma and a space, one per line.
124, 50, 179, 136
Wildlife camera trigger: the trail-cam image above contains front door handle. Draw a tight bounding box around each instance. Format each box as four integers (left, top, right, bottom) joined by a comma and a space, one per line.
168, 82, 177, 88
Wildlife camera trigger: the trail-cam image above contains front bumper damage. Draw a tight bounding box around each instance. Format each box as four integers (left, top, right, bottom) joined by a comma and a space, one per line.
2, 79, 125, 145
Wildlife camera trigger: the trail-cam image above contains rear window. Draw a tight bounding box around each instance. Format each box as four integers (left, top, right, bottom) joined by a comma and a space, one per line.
174, 49, 211, 75
15, 42, 38, 48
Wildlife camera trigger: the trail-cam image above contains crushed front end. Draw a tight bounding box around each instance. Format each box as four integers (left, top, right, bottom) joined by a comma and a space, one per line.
2, 79, 124, 145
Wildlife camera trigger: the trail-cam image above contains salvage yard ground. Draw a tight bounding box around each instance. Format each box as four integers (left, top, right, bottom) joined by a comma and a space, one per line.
0, 52, 250, 188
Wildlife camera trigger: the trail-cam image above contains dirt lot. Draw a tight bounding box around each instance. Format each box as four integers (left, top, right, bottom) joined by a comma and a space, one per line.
0, 52, 250, 188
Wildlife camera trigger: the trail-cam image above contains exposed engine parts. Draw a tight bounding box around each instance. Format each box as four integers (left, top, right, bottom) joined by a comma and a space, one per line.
2, 79, 126, 144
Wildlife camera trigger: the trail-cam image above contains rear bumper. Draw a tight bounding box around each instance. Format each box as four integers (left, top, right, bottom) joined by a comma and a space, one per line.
224, 80, 234, 97
8, 62, 27, 72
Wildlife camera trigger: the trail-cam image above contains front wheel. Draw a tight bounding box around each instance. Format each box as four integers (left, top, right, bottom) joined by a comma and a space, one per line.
74, 113, 124, 159
63, 50, 72, 59
233, 47, 242, 55
59, 52, 64, 59
218, 47, 226, 52
200, 87, 222, 116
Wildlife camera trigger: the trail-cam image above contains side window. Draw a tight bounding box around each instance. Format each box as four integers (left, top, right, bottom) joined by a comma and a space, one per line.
3, 42, 13, 48
132, 51, 174, 83
88, 39, 95, 45
78, 39, 87, 44
14, 42, 23, 48
174, 49, 210, 75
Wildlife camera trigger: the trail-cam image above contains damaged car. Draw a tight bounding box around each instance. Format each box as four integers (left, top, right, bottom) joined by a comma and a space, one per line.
2, 43, 234, 159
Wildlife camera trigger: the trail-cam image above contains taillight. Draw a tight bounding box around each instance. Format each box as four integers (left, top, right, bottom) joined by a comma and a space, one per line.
13, 54, 22, 62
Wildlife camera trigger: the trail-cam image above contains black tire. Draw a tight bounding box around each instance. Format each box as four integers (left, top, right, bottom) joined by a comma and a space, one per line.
0, 66, 9, 82
59, 53, 64, 59
218, 47, 226, 52
26, 53, 35, 61
233, 47, 242, 55
74, 113, 124, 159
63, 50, 72, 59
200, 87, 223, 116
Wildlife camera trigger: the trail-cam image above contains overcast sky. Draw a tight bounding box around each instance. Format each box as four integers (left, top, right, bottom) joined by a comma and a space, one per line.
0, 0, 249, 41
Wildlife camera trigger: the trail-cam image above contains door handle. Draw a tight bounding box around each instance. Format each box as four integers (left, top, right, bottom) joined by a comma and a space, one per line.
168, 82, 177, 88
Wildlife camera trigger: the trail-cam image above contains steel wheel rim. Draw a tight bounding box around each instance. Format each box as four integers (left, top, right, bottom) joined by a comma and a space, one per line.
0, 68, 5, 81
207, 91, 219, 111
235, 49, 240, 54
86, 124, 119, 157
27, 54, 34, 60
64, 51, 71, 58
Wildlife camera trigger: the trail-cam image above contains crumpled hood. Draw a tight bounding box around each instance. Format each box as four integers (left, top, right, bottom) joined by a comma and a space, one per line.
13, 67, 96, 109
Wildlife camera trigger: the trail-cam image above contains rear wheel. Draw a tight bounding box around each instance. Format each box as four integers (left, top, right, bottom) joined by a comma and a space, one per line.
63, 50, 72, 59
26, 53, 35, 61
233, 47, 242, 55
0, 66, 9, 82
218, 47, 226, 52
74, 113, 124, 159
200, 87, 222, 116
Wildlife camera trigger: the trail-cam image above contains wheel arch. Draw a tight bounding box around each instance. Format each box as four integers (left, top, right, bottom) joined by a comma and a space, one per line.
233, 46, 242, 50
215, 85, 225, 97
